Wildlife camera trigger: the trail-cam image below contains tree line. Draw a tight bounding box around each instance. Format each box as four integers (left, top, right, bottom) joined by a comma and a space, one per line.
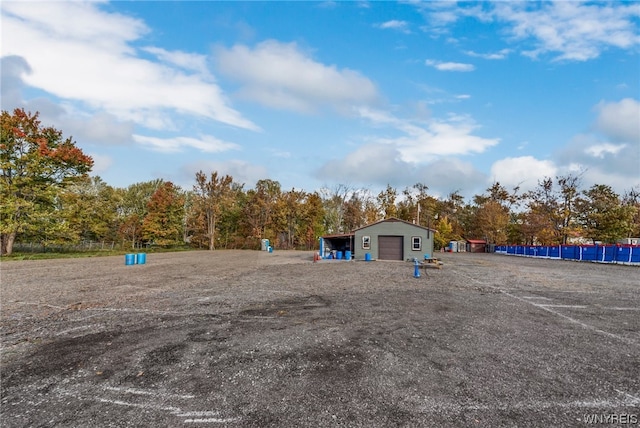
2, 108, 639, 256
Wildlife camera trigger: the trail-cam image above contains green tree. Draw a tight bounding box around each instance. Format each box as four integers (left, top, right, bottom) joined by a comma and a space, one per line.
60, 176, 120, 243
272, 188, 305, 249
1, 109, 93, 255
622, 187, 640, 238
575, 184, 635, 243
141, 181, 185, 247
556, 173, 582, 244
441, 190, 465, 239
320, 184, 352, 234
434, 215, 456, 250
215, 182, 245, 249
377, 184, 398, 219
300, 192, 325, 250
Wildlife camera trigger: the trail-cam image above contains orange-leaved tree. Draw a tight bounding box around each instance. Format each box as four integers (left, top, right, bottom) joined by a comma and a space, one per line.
141, 181, 185, 247
0, 109, 93, 255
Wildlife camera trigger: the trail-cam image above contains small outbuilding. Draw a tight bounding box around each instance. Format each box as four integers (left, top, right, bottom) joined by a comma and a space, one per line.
319, 233, 354, 259
352, 217, 435, 261
466, 239, 487, 253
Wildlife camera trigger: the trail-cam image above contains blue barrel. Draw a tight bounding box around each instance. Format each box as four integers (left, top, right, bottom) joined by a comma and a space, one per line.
345, 250, 351, 260
125, 254, 135, 265
268, 246, 273, 253
365, 253, 371, 261
336, 251, 343, 260
136, 253, 146, 265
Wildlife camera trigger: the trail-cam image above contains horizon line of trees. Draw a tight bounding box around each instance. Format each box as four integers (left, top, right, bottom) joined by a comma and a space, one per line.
2, 108, 639, 256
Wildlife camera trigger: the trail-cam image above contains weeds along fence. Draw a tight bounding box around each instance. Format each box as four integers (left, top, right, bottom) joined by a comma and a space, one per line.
494, 244, 640, 265
13, 241, 122, 253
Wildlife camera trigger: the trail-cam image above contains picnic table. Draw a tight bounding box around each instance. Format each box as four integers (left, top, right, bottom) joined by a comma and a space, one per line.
421, 257, 442, 269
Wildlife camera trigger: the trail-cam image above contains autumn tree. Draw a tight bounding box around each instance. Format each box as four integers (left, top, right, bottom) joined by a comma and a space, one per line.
470, 182, 517, 245
521, 177, 562, 245
242, 179, 282, 247
141, 181, 185, 247
0, 109, 93, 255
116, 179, 164, 249
192, 171, 235, 250
342, 192, 365, 232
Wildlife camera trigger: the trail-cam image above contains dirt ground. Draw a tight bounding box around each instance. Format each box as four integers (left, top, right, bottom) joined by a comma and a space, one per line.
1, 251, 639, 427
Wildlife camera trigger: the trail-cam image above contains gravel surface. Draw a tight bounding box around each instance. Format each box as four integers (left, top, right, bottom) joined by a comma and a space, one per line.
1, 251, 639, 427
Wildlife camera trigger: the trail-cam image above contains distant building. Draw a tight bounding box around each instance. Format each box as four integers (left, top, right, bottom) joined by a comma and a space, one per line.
320, 217, 435, 261
447, 240, 466, 252
466, 239, 487, 253
618, 238, 640, 245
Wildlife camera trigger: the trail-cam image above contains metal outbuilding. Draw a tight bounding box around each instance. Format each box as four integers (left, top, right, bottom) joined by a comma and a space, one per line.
351, 217, 435, 261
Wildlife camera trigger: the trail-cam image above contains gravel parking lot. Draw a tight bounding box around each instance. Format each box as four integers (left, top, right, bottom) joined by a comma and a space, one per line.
1, 251, 639, 427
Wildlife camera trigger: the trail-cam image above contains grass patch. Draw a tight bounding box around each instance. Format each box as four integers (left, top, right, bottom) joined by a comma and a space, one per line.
1, 246, 197, 261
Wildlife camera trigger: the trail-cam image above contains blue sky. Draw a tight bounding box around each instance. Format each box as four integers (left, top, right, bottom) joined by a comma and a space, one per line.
2, 1, 639, 199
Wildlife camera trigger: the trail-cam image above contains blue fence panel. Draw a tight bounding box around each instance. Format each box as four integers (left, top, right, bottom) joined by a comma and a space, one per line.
619, 246, 640, 263
616, 246, 630, 263
602, 246, 615, 262
499, 244, 638, 264
548, 246, 560, 258
560, 245, 575, 260
580, 246, 597, 261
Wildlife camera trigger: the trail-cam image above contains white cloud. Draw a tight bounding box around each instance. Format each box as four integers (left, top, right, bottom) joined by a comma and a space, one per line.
317, 143, 406, 184
418, 2, 493, 29
465, 49, 512, 60
494, 2, 640, 61
585, 143, 628, 159
0, 55, 31, 109
594, 98, 640, 143
142, 47, 211, 75
554, 97, 640, 196
490, 156, 558, 193
60, 111, 135, 146
1, 1, 258, 131
315, 144, 487, 198
425, 59, 475, 72
314, 108, 498, 196
215, 40, 379, 113
133, 134, 240, 153
416, 2, 640, 62
377, 20, 411, 33
88, 153, 114, 175
356, 107, 499, 162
